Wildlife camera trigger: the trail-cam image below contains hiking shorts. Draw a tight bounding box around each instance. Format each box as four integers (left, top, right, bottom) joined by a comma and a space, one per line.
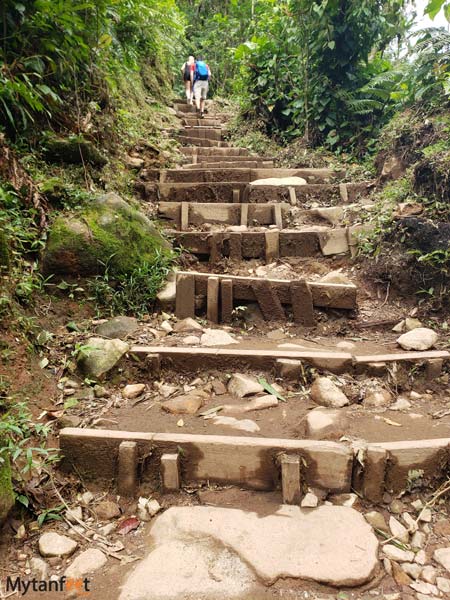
194, 80, 209, 100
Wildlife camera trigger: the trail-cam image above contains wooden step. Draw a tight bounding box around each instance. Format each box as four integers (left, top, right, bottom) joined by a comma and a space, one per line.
173, 270, 356, 325
182, 118, 222, 127
168, 229, 352, 260
179, 128, 223, 142
181, 147, 251, 157
178, 136, 231, 148
146, 167, 341, 184
142, 181, 248, 203
185, 160, 275, 169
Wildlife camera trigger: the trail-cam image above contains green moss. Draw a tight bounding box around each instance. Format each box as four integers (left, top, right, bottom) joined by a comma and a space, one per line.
0, 451, 14, 525
0, 231, 10, 271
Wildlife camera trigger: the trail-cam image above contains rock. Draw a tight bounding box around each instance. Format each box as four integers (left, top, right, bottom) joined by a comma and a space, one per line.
79, 491, 94, 506
320, 271, 352, 285
173, 317, 203, 333
421, 565, 437, 584
418, 508, 432, 522
267, 329, 286, 341
160, 320, 173, 334
96, 316, 139, 340
389, 516, 410, 543
329, 493, 358, 508
0, 453, 15, 525
364, 511, 389, 533
433, 547, 450, 573
44, 136, 107, 166
157, 272, 177, 305
212, 380, 227, 395
305, 408, 348, 441
65, 506, 83, 524
200, 329, 238, 347
396, 328, 438, 351
383, 544, 414, 563
242, 395, 278, 412
250, 176, 307, 187
119, 505, 379, 596
228, 374, 264, 398
415, 550, 427, 565
336, 341, 356, 351
310, 377, 349, 408
137, 498, 162, 521
96, 500, 121, 520
401, 562, 422, 579
212, 416, 260, 433
65, 549, 107, 579
301, 493, 319, 508
437, 577, 450, 593
381, 155, 405, 180
392, 320, 406, 333
364, 387, 392, 408
30, 558, 49, 579
389, 397, 412, 411
402, 512, 418, 533
56, 415, 82, 429
43, 193, 170, 278
405, 318, 423, 331
434, 518, 450, 537
411, 531, 426, 549
38, 532, 78, 558
390, 499, 406, 514
94, 384, 107, 398
125, 156, 144, 169
161, 394, 204, 415
392, 561, 412, 586
77, 337, 129, 380
122, 384, 146, 399
181, 335, 200, 345
99, 523, 116, 536
410, 580, 439, 595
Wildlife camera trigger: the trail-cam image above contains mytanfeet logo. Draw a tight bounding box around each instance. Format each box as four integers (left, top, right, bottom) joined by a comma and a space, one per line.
2, 576, 91, 596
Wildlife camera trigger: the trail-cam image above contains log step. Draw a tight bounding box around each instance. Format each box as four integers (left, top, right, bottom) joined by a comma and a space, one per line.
146, 167, 340, 184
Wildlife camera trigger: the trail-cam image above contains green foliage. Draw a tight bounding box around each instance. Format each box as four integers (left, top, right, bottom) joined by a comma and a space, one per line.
88, 249, 177, 317
0, 0, 184, 135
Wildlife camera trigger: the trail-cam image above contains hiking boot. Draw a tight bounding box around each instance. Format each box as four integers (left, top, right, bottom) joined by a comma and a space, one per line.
200, 111, 205, 119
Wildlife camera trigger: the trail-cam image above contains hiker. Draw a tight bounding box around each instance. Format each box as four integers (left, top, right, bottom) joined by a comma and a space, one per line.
181, 55, 195, 104
192, 56, 211, 118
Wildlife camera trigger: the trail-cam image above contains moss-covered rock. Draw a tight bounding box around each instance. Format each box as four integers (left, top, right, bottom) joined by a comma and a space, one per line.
44, 136, 107, 167
0, 231, 10, 272
42, 192, 171, 277
0, 451, 15, 525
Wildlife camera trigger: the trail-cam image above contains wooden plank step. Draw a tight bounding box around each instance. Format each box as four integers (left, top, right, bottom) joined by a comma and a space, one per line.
59, 428, 353, 493
178, 136, 231, 148
185, 161, 275, 169
179, 129, 223, 141
148, 181, 248, 203
175, 270, 357, 310
158, 202, 288, 227
148, 167, 340, 184
181, 147, 251, 156
168, 229, 351, 260
247, 182, 375, 205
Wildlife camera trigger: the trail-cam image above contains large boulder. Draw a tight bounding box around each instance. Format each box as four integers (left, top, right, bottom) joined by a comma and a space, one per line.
42, 193, 171, 278
77, 337, 129, 379
0, 452, 15, 525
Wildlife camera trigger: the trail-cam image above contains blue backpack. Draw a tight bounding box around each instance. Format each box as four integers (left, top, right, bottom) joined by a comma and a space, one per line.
195, 61, 209, 81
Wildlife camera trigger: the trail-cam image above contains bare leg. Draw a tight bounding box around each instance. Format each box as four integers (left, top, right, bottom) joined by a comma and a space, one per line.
184, 81, 191, 103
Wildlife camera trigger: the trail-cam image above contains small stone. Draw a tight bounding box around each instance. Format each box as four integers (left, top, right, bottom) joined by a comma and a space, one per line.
65, 506, 83, 524
401, 562, 422, 579
57, 415, 81, 429
389, 397, 412, 411
94, 384, 107, 398
161, 394, 204, 415
181, 335, 200, 345
305, 407, 348, 441
122, 384, 146, 399
411, 499, 424, 511
418, 508, 432, 523
409, 580, 438, 595
212, 416, 260, 433
364, 387, 392, 408
415, 550, 427, 565
212, 380, 227, 395
228, 374, 264, 398
383, 558, 393, 575
392, 561, 412, 586
365, 511, 389, 533
200, 329, 237, 347
336, 341, 356, 351
301, 492, 319, 508
396, 328, 438, 351
160, 320, 173, 333
411, 531, 426, 549
329, 493, 358, 508
383, 544, 414, 563
146, 499, 161, 517
434, 519, 450, 537
99, 523, 116, 536
390, 499, 406, 514
389, 516, 410, 543
30, 558, 49, 579
237, 395, 279, 412
410, 391, 422, 400
310, 376, 349, 408
392, 320, 406, 333
96, 500, 121, 520
38, 532, 78, 558
64, 548, 107, 579
402, 512, 418, 533
421, 565, 437, 584
79, 491, 94, 506
405, 318, 423, 331
320, 271, 352, 285
437, 577, 450, 593
434, 547, 450, 573
173, 318, 203, 333
96, 316, 138, 340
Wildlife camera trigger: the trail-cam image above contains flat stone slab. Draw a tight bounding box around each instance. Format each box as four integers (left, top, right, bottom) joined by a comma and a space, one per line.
119, 505, 378, 599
